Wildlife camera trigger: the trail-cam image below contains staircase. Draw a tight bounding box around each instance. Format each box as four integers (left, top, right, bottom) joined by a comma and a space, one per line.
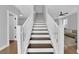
27, 13, 54, 54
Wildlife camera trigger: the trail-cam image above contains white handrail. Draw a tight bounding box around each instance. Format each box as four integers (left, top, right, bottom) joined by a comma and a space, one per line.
46, 13, 59, 53
23, 14, 33, 27
17, 14, 33, 54
22, 14, 33, 54
46, 12, 64, 54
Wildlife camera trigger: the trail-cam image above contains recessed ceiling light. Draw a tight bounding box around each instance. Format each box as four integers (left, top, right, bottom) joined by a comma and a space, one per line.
19, 14, 23, 16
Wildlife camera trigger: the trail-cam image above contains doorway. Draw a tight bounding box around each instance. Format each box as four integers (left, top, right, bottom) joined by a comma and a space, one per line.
7, 10, 17, 44
33, 5, 46, 18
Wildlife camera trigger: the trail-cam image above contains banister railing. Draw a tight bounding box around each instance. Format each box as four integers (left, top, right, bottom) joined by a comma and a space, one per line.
46, 13, 64, 54
17, 14, 33, 54
46, 13, 59, 53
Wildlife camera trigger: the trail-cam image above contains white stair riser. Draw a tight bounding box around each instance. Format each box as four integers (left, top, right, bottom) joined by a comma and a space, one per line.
32, 31, 48, 33
33, 28, 47, 29
31, 35, 49, 38
33, 26, 47, 28
34, 23, 46, 24
30, 40, 51, 44
28, 48, 54, 52
33, 25, 46, 26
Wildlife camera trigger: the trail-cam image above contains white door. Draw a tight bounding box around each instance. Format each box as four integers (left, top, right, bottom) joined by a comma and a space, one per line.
9, 14, 17, 40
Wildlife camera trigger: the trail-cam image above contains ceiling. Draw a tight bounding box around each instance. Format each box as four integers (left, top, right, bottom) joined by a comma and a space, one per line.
15, 5, 33, 18
46, 5, 78, 18
15, 5, 78, 18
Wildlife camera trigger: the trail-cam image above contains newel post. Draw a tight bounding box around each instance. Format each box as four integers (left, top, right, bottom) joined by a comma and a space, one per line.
58, 18, 64, 54
17, 25, 22, 54
77, 7, 79, 54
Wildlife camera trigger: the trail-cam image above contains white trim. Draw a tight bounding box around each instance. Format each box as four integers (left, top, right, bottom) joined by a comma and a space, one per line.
77, 49, 79, 54
15, 15, 18, 41
7, 10, 18, 41
17, 26, 21, 54
7, 10, 10, 47
0, 44, 9, 51
9, 39, 17, 41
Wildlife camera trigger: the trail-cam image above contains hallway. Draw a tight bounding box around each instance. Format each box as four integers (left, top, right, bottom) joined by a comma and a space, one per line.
27, 13, 54, 54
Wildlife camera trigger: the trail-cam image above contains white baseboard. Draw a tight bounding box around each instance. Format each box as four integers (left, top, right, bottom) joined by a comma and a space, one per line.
77, 49, 79, 54
0, 44, 9, 51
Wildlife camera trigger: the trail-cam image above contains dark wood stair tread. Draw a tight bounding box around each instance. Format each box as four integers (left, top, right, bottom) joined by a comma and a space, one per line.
34, 24, 46, 25
31, 33, 49, 35
30, 38, 50, 40
28, 44, 53, 48
27, 52, 54, 54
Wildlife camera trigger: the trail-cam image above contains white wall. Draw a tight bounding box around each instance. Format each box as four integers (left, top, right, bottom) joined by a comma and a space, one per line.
16, 5, 33, 18
46, 5, 77, 19
65, 12, 77, 30
55, 12, 77, 30
18, 16, 26, 25
15, 5, 33, 25
0, 5, 21, 49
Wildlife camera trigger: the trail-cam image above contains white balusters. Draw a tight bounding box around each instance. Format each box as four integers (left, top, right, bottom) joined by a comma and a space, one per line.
17, 14, 33, 54
46, 13, 64, 54
46, 13, 59, 53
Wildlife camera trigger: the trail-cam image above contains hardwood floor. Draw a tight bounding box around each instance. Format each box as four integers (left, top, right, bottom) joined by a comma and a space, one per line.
64, 45, 77, 54
0, 40, 17, 54
64, 35, 77, 54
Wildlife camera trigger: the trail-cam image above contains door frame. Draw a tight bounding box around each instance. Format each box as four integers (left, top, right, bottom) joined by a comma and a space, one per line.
7, 10, 18, 46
